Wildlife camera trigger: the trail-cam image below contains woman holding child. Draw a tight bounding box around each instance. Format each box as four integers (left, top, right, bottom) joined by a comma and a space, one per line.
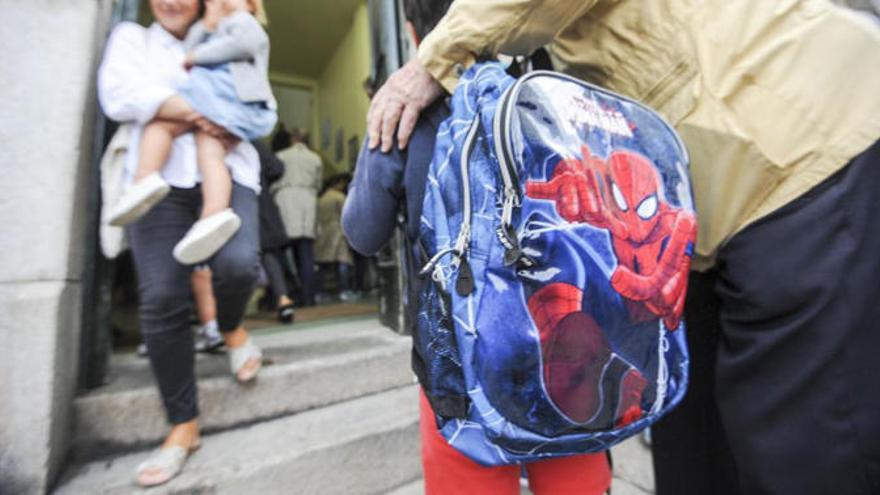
97, 0, 274, 486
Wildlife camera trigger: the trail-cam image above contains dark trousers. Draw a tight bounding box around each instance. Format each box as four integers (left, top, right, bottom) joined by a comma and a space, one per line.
316, 262, 352, 294
127, 184, 260, 424
261, 248, 289, 302
652, 272, 740, 495
289, 237, 315, 305
652, 140, 880, 494
352, 251, 370, 292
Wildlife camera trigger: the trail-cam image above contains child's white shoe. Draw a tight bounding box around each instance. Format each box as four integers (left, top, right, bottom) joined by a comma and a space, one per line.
173, 209, 241, 264
107, 172, 171, 226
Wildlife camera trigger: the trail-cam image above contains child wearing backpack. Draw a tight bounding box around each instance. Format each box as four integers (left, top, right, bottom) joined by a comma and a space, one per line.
108, 0, 276, 265
342, 1, 611, 493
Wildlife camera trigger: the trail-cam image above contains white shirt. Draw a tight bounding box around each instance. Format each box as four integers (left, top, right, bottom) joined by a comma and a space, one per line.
97, 22, 260, 193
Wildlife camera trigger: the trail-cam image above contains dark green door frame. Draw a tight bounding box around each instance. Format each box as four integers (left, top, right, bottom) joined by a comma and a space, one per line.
78, 0, 142, 390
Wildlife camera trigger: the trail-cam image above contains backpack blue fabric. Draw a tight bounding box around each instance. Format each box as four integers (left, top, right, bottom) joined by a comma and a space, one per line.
413, 62, 696, 466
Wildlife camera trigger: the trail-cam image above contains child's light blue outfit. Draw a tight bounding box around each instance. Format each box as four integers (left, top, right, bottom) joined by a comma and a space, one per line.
178, 12, 277, 141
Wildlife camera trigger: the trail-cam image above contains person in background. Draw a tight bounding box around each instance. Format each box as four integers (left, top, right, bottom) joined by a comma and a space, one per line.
343, 1, 612, 493
253, 139, 296, 323
189, 266, 224, 351
273, 128, 322, 306
350, 246, 373, 296
316, 174, 356, 302
271, 122, 292, 153
98, 0, 264, 486
368, 0, 880, 493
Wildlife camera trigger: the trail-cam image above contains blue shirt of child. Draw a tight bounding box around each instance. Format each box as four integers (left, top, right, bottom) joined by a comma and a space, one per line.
342, 101, 450, 255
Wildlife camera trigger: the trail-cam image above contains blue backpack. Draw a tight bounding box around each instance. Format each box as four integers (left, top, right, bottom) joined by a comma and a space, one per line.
409, 63, 696, 466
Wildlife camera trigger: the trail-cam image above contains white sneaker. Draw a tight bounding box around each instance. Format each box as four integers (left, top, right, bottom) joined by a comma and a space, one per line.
107, 172, 171, 226
194, 320, 224, 353
173, 209, 241, 265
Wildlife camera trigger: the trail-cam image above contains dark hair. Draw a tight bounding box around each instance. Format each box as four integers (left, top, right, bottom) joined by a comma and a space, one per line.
320, 173, 353, 196
402, 0, 454, 41
271, 125, 292, 152
291, 128, 311, 148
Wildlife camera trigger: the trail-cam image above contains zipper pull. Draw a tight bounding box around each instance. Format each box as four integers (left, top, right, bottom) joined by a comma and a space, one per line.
496, 223, 522, 266
455, 255, 475, 296
418, 247, 459, 279
504, 247, 522, 266
516, 253, 537, 269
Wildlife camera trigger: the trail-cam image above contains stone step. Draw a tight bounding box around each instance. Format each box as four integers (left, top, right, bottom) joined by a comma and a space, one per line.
72, 317, 413, 461
56, 385, 422, 495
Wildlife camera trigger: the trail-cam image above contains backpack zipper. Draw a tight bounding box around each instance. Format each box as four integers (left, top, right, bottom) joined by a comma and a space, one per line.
452, 116, 481, 296
452, 116, 479, 260
493, 81, 520, 211
420, 115, 481, 296
493, 78, 526, 266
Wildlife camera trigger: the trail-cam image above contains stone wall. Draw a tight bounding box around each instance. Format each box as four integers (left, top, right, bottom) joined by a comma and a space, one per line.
0, 1, 112, 492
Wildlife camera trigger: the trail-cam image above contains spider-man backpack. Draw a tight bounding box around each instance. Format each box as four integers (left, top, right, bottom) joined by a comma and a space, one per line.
409, 62, 696, 466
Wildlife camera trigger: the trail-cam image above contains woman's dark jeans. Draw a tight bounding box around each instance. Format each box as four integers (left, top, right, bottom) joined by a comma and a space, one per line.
127, 184, 260, 424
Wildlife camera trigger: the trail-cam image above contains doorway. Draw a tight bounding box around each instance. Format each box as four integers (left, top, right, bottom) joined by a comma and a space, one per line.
79, 0, 410, 389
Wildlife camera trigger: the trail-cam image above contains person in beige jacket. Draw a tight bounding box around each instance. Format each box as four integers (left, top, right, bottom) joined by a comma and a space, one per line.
315, 174, 355, 301
367, 1, 880, 494
273, 128, 322, 305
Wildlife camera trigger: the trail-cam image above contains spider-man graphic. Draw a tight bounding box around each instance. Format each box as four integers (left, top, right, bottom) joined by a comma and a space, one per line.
522, 145, 696, 426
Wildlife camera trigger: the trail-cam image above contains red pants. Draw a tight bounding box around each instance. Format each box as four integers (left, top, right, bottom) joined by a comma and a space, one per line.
419, 391, 612, 495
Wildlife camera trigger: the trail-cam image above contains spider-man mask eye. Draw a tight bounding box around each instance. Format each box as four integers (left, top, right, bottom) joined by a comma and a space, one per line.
611, 182, 628, 212
636, 194, 658, 220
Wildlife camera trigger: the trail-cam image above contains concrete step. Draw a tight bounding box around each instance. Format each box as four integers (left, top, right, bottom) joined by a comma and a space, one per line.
56, 385, 422, 495
72, 317, 413, 460
609, 436, 655, 494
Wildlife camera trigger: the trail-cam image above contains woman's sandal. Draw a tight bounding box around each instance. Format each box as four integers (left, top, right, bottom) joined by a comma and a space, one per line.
135, 442, 200, 488
228, 337, 263, 383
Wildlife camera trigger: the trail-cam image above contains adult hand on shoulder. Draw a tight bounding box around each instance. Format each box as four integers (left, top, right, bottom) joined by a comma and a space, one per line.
367, 58, 445, 153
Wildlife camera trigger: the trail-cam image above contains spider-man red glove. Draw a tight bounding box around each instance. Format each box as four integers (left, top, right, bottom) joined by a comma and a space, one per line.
525, 153, 611, 228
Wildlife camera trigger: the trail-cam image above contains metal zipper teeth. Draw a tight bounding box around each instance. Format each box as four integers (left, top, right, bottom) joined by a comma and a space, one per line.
493, 83, 519, 203
452, 116, 482, 259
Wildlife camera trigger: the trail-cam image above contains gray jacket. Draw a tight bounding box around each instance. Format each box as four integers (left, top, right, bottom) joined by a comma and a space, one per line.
185, 12, 275, 106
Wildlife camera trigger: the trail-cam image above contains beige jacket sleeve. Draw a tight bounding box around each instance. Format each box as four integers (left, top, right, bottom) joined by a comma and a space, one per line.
417, 0, 599, 91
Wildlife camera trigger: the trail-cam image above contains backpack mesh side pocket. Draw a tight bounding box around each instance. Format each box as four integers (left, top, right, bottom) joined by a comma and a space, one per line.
413, 279, 468, 419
